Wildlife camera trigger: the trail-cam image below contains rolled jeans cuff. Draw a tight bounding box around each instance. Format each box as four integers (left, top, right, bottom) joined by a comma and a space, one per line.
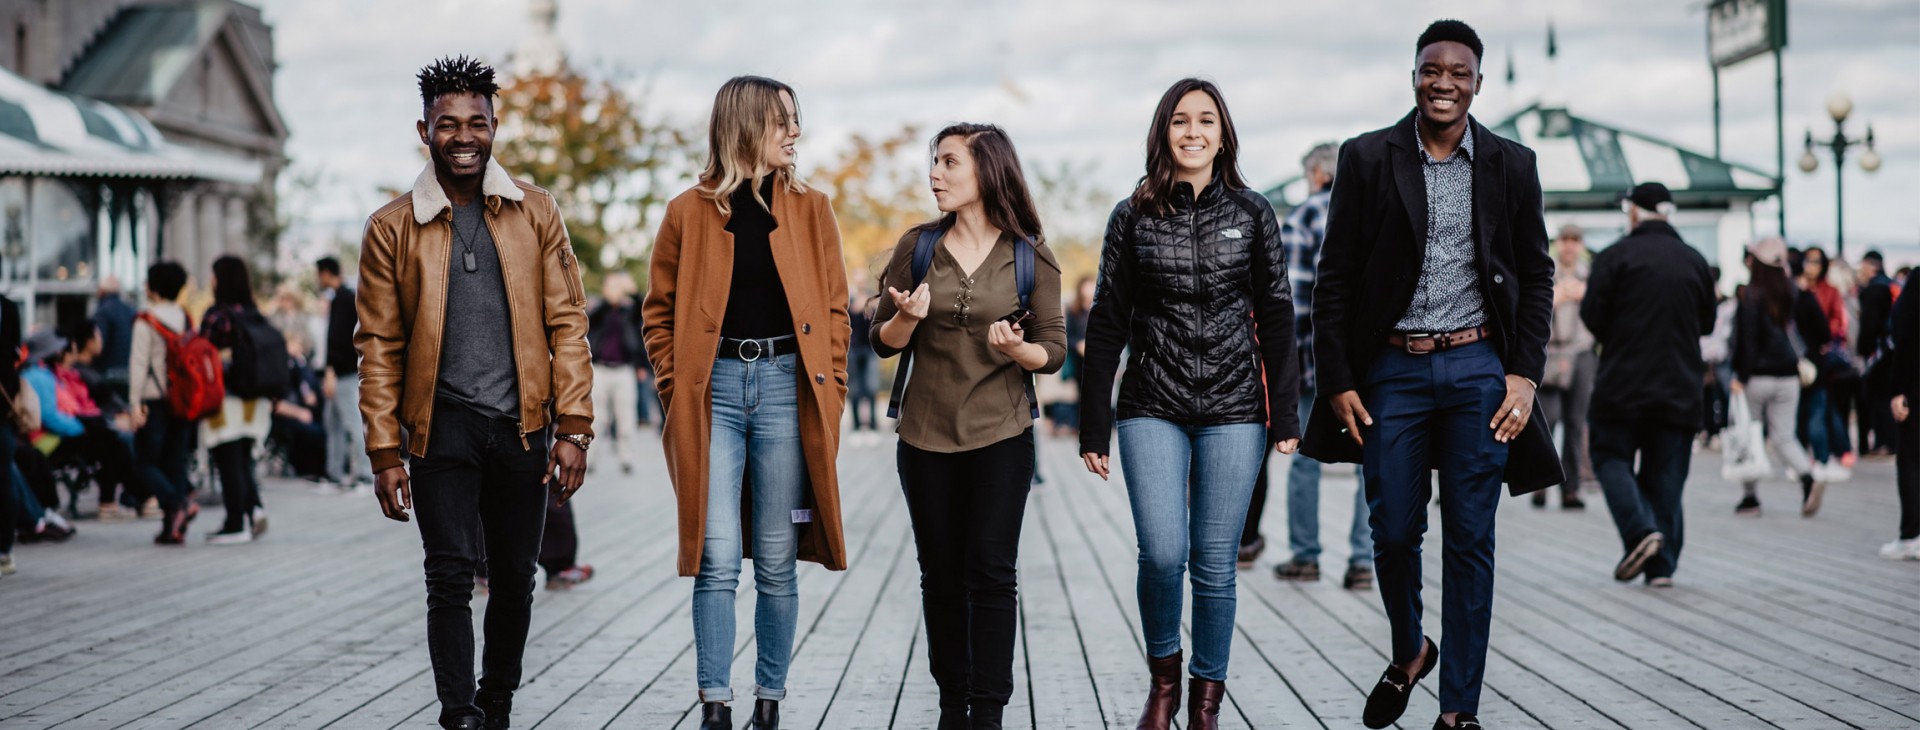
699, 687, 733, 703
754, 685, 787, 701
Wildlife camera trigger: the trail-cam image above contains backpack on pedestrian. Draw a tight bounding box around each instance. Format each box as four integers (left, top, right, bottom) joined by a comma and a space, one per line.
139, 312, 224, 420
886, 223, 1040, 420
224, 307, 290, 400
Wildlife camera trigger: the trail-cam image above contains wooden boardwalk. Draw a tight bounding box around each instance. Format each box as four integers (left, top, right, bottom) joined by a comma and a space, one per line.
1, 432, 1915, 729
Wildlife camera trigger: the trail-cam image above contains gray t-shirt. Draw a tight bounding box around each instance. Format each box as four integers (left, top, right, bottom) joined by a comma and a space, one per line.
437, 197, 520, 419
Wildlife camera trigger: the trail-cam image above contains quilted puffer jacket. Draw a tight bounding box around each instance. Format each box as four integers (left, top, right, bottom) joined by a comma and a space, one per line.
1078, 179, 1300, 456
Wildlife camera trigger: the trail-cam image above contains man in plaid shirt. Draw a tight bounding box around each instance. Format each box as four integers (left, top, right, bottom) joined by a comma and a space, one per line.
1271, 143, 1374, 590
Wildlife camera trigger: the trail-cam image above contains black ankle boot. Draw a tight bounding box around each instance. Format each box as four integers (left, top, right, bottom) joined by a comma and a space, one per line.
969, 703, 1004, 729
699, 702, 731, 730
751, 698, 779, 729
937, 706, 969, 730
476, 690, 512, 729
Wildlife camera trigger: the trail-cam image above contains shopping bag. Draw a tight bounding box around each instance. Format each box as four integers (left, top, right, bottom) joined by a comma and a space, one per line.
1721, 395, 1773, 483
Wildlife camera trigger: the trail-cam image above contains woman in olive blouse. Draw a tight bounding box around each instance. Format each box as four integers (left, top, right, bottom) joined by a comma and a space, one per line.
871, 123, 1064, 730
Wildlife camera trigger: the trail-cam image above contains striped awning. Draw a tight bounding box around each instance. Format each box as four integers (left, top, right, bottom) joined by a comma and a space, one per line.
0, 65, 261, 185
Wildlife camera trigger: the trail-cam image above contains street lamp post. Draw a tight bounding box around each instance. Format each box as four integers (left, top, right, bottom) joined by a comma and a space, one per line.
1799, 93, 1881, 260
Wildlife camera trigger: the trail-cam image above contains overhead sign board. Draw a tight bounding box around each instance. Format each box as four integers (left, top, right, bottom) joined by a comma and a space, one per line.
1709, 0, 1787, 68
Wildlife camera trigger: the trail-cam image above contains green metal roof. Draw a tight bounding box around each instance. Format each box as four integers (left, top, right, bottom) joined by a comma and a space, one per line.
60, 3, 228, 105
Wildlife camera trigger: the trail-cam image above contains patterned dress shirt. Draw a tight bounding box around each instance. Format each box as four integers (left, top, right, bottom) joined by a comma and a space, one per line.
1395, 114, 1488, 333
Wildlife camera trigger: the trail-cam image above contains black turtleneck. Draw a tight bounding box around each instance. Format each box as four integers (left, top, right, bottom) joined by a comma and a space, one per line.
720, 176, 795, 339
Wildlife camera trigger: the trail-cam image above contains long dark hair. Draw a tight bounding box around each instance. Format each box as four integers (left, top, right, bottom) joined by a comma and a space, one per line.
1130, 78, 1247, 217
928, 123, 1043, 241
211, 255, 255, 308
1744, 258, 1796, 325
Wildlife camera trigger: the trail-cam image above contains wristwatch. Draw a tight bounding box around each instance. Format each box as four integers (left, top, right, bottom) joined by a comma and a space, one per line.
558, 433, 593, 451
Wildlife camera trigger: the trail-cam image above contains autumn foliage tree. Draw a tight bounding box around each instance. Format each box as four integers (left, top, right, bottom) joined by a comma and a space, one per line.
495, 65, 698, 286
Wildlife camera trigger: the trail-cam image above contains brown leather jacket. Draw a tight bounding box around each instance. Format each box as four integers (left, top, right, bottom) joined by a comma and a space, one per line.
356, 159, 593, 472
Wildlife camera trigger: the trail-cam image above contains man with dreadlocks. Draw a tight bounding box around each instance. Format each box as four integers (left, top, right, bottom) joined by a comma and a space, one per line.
356, 55, 594, 730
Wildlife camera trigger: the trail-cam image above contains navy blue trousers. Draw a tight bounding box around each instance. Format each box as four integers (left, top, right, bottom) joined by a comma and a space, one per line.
1361, 341, 1508, 715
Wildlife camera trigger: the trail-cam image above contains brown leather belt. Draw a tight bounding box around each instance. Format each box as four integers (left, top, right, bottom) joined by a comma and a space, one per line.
1387, 326, 1488, 355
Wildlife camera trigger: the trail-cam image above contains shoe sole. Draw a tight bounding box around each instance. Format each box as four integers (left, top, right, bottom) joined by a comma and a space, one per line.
1802, 483, 1826, 517
1614, 533, 1663, 582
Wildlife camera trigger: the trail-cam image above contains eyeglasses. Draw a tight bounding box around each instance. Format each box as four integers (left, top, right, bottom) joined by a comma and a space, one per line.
951, 276, 974, 325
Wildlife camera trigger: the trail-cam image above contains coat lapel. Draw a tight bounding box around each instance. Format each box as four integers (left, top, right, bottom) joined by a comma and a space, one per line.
1471, 119, 1505, 267
1387, 111, 1428, 253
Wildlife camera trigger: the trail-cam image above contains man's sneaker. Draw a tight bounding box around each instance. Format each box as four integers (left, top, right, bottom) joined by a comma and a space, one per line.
1878, 538, 1920, 561
250, 507, 269, 538
1343, 564, 1374, 591
1614, 532, 1664, 582
546, 565, 595, 590
1812, 462, 1852, 484
206, 530, 252, 545
1802, 480, 1827, 517
1273, 559, 1320, 582
0, 553, 15, 575
1236, 536, 1266, 568
1735, 495, 1762, 517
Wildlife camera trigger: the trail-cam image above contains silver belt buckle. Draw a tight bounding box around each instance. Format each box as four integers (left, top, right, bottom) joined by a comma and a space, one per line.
1404, 332, 1433, 355
738, 338, 763, 362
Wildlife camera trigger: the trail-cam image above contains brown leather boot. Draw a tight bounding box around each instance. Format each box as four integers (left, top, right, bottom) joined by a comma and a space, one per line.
1136, 651, 1182, 730
1187, 677, 1225, 730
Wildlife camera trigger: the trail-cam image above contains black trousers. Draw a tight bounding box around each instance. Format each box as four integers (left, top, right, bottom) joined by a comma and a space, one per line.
209, 439, 262, 533
1898, 417, 1917, 541
411, 399, 550, 727
898, 430, 1033, 710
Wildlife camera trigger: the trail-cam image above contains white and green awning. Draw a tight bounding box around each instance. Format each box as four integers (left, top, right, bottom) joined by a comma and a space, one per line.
0, 66, 260, 185
1489, 103, 1778, 210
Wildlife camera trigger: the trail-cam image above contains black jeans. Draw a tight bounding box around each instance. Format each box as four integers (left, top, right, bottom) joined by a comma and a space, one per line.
209, 439, 262, 533
898, 430, 1034, 711
1898, 416, 1917, 540
133, 400, 194, 514
1591, 420, 1694, 579
411, 399, 549, 728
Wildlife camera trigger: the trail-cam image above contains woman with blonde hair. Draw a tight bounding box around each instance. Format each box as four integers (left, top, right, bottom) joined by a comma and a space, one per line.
642, 75, 850, 730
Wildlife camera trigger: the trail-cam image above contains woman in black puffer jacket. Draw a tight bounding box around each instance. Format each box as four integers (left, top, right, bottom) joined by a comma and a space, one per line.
1077, 78, 1299, 730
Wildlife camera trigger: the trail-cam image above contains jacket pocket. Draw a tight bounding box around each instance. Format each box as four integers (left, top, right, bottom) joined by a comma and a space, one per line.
560, 248, 586, 306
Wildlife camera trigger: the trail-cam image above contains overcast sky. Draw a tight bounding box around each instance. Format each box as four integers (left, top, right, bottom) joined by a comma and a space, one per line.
258, 0, 1919, 252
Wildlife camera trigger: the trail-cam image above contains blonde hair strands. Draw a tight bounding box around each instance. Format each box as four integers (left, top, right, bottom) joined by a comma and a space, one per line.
697, 75, 807, 216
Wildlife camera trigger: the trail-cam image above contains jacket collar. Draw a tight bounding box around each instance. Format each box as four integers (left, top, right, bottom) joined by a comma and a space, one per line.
410, 157, 524, 225
1630, 219, 1679, 239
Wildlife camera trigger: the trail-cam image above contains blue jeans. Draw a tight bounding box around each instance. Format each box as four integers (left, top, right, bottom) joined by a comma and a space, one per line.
694, 353, 805, 703
1797, 382, 1851, 463
1361, 341, 1508, 715
1287, 387, 1372, 566
1116, 418, 1266, 681
1591, 420, 1693, 579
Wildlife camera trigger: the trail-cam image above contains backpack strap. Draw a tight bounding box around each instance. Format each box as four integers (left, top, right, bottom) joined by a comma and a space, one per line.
1012, 235, 1039, 420
887, 225, 947, 420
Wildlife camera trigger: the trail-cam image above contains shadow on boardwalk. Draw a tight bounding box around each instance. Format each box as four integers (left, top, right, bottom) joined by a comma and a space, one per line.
0, 433, 1914, 729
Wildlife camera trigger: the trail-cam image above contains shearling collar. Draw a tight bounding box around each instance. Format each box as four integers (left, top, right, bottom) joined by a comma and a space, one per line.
410, 157, 525, 225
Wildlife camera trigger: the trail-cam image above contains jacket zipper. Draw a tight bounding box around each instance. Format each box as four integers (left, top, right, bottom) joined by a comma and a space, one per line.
560, 249, 585, 305
1188, 201, 1202, 420
480, 206, 532, 451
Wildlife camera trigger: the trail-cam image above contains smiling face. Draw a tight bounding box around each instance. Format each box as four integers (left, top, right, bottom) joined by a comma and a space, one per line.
1168, 89, 1222, 181
418, 91, 495, 183
929, 134, 981, 214
1413, 41, 1480, 126
760, 90, 801, 174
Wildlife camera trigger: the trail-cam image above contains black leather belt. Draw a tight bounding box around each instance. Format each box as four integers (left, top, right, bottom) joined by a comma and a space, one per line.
1387, 326, 1487, 355
717, 335, 798, 361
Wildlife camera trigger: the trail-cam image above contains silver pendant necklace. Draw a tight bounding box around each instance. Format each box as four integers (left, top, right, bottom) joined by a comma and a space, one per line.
452, 208, 479, 273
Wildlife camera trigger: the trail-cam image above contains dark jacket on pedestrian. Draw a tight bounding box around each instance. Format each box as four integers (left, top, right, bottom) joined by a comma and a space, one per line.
326, 285, 358, 377
1893, 269, 1918, 403
1302, 111, 1561, 492
586, 297, 643, 367
1077, 175, 1299, 456
1858, 272, 1894, 360
1731, 287, 1830, 381
1579, 220, 1716, 430
93, 292, 136, 383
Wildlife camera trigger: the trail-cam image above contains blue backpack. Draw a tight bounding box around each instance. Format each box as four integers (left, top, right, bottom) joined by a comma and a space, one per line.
886, 224, 1039, 420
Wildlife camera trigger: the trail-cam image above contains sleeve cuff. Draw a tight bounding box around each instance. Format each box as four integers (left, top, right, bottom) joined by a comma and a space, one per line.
368, 448, 403, 473
555, 414, 594, 437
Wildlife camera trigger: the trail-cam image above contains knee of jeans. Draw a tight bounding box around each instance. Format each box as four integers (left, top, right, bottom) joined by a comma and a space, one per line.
697, 541, 743, 590
422, 557, 477, 604
1137, 541, 1187, 577
751, 555, 798, 597
1188, 559, 1237, 595
962, 559, 1018, 597
1370, 518, 1419, 554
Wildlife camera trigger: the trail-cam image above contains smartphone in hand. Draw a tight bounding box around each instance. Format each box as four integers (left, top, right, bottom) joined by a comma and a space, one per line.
999, 308, 1034, 327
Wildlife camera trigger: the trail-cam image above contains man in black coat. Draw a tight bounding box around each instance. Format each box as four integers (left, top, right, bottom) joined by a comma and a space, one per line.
1856, 250, 1896, 455
1579, 183, 1717, 587
1303, 19, 1560, 730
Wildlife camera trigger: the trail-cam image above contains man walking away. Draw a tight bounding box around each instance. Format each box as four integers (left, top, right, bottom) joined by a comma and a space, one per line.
586, 271, 643, 474
318, 257, 372, 491
1580, 183, 1717, 588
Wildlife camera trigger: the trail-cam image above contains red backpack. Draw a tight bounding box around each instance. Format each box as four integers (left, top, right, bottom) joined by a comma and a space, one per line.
138, 311, 224, 420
